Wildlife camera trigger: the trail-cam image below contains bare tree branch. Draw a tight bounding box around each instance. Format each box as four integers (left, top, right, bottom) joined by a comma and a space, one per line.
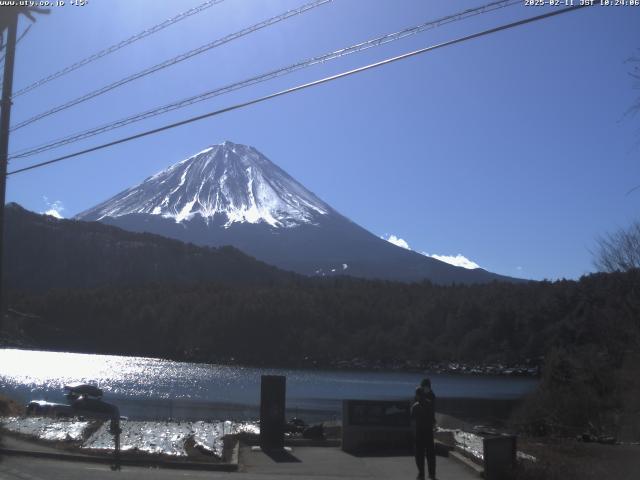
626, 50, 640, 118
594, 221, 640, 272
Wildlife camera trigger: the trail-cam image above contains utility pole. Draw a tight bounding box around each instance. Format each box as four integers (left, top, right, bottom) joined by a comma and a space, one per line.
0, 9, 19, 325
0, 7, 48, 329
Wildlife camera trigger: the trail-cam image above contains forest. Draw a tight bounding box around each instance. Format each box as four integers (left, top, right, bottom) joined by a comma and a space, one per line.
3, 205, 640, 436
7, 270, 638, 371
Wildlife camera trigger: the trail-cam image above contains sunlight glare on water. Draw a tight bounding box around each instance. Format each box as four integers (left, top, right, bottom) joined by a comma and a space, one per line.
0, 348, 241, 400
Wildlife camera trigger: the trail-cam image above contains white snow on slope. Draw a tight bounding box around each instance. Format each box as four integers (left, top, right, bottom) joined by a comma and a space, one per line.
76, 141, 331, 229
425, 253, 480, 269
384, 233, 480, 270
42, 197, 65, 219
384, 234, 410, 250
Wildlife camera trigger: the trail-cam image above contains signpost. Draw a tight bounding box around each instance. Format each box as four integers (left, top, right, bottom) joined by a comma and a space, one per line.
259, 375, 286, 450
342, 399, 413, 452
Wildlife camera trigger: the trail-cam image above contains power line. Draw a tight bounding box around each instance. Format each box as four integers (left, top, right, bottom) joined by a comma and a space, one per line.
11, 0, 226, 99
9, 0, 332, 132
0, 24, 32, 82
7, 3, 592, 177
10, 0, 519, 160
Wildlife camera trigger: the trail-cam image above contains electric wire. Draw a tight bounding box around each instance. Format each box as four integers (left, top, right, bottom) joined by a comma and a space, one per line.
9, 0, 332, 132
6, 3, 592, 177
9, 0, 519, 160
0, 24, 31, 78
11, 0, 226, 99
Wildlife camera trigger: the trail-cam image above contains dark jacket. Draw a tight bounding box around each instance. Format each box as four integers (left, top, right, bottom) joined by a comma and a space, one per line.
411, 389, 436, 432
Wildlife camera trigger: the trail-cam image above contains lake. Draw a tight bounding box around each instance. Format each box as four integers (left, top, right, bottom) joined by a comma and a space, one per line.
0, 348, 538, 422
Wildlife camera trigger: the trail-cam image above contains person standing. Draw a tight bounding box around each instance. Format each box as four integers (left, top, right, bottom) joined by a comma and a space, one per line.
411, 378, 436, 480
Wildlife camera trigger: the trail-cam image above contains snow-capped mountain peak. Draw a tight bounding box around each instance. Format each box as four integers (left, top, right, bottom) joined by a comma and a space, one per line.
77, 141, 331, 228
75, 141, 520, 284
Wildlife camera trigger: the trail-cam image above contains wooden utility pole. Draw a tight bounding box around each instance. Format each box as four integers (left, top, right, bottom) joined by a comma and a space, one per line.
0, 7, 48, 327
0, 9, 19, 322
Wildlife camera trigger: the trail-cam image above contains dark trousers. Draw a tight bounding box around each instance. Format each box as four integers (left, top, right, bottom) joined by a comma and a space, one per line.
415, 429, 435, 478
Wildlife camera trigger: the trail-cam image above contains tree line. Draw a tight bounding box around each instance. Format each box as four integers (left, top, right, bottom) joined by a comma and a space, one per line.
9, 269, 638, 372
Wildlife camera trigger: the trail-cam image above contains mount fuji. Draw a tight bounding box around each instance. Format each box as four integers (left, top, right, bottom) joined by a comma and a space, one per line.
76, 141, 517, 284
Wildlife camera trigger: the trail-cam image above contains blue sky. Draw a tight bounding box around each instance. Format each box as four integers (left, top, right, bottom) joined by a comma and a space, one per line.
5, 0, 640, 281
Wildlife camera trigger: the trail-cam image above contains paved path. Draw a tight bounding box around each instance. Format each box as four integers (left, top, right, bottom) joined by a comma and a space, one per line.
0, 445, 479, 480
1, 434, 88, 455
239, 445, 478, 479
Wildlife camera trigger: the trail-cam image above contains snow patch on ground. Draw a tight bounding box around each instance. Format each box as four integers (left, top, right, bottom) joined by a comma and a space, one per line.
83, 420, 219, 457
1, 417, 89, 442
1, 417, 260, 458
440, 428, 536, 463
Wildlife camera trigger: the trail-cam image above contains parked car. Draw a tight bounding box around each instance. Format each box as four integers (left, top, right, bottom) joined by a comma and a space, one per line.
26, 382, 116, 419
63, 382, 103, 401
72, 396, 119, 420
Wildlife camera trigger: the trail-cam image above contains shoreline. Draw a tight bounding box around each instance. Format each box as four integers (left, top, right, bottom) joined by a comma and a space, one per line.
3, 393, 522, 426
0, 345, 540, 378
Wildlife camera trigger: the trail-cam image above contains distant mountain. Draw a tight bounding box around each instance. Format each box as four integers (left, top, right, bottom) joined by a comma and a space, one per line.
76, 141, 519, 284
3, 203, 295, 291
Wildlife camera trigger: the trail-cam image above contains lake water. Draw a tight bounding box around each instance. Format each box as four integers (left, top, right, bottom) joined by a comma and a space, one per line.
0, 348, 537, 421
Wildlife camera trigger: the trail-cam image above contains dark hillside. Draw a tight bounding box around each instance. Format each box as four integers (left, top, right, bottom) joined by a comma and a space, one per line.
2, 203, 297, 291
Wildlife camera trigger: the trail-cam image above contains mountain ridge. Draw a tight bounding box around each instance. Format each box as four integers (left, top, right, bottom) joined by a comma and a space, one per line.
76, 141, 523, 284
3, 202, 297, 291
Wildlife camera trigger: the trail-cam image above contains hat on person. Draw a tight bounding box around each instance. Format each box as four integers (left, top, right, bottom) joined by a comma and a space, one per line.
420, 378, 432, 388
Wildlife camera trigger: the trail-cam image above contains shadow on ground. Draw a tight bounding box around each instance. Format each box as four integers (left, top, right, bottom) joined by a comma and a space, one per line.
262, 448, 301, 463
